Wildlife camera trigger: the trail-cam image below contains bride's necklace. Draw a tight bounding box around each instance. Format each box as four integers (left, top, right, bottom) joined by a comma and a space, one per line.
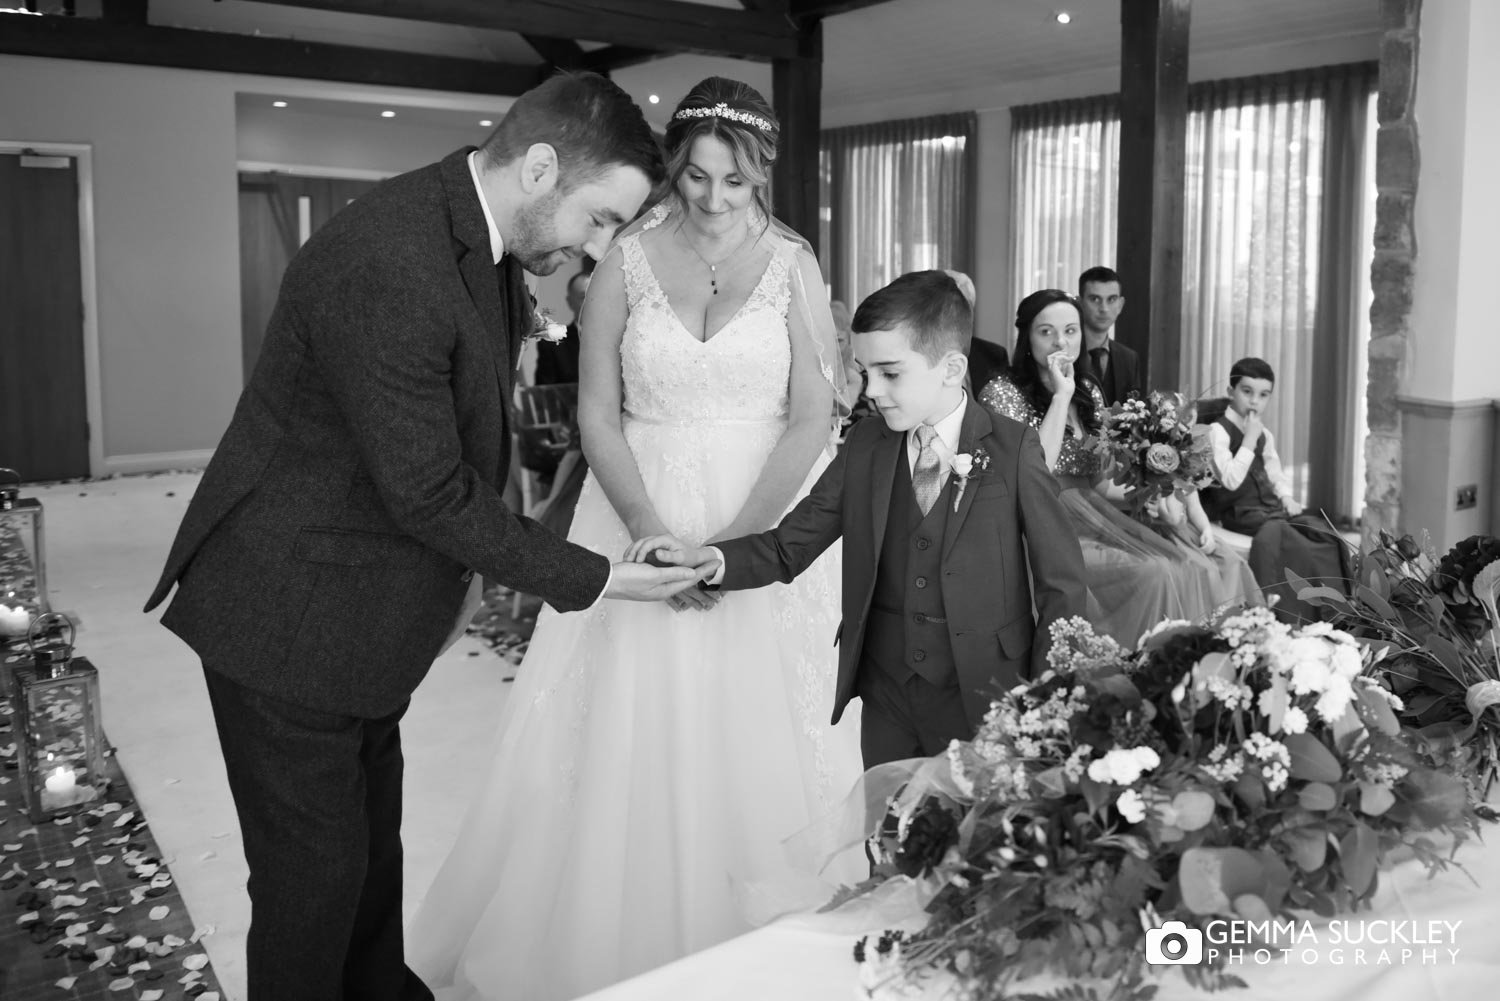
678, 221, 755, 296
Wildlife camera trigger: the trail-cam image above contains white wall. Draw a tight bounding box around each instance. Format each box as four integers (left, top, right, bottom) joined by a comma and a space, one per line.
0, 56, 241, 467
0, 55, 517, 471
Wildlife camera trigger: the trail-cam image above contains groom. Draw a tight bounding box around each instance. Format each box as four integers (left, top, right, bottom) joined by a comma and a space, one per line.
636, 271, 1087, 766
145, 73, 709, 1001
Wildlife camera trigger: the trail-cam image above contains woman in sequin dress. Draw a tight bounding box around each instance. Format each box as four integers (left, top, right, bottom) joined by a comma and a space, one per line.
980, 289, 1256, 646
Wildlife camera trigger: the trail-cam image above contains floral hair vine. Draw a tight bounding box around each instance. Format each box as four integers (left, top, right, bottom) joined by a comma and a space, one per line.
672, 103, 776, 133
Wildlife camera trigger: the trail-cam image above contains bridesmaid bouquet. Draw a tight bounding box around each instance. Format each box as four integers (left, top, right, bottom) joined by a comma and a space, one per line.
1294, 531, 1500, 795
845, 611, 1481, 1000
1098, 391, 1217, 522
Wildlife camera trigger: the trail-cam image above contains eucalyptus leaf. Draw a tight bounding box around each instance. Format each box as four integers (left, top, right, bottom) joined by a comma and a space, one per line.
1178, 846, 1268, 915
1358, 781, 1396, 817
1338, 823, 1378, 897
1355, 584, 1398, 622
1355, 685, 1401, 736
1171, 790, 1216, 831
1284, 733, 1343, 783
1282, 826, 1328, 871
1297, 782, 1339, 812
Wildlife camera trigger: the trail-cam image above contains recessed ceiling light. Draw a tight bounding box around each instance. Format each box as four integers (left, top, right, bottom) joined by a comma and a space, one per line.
479, 119, 493, 127
381, 110, 396, 118
648, 94, 660, 104
1055, 11, 1073, 24
272, 100, 288, 108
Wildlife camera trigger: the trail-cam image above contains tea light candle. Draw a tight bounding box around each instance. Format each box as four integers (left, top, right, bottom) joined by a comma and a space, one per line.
45, 765, 77, 795
0, 604, 30, 636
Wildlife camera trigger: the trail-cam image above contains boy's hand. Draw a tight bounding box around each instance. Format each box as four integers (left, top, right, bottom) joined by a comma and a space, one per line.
1285, 499, 1305, 517
1243, 411, 1265, 445
624, 534, 716, 571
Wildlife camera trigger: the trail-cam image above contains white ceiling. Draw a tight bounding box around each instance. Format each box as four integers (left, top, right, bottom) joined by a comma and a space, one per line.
170, 0, 1380, 133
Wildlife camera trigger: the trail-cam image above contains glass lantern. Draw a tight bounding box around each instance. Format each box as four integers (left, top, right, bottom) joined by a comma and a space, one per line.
8, 613, 107, 821
0, 467, 49, 642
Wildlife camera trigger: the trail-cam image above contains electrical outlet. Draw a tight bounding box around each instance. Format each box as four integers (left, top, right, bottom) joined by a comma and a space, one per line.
1456, 484, 1478, 510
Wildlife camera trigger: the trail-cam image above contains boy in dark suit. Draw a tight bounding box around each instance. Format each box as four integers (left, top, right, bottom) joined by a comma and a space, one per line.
632, 271, 1086, 767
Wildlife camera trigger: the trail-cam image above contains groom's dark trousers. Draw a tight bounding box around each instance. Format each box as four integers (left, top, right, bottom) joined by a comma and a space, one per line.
144, 148, 610, 1000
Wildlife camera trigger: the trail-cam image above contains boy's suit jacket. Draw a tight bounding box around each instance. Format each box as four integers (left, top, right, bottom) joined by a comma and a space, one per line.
144, 148, 609, 719
717, 400, 1087, 727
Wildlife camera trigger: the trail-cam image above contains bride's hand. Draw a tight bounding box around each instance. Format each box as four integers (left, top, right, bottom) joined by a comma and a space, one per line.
623, 535, 722, 612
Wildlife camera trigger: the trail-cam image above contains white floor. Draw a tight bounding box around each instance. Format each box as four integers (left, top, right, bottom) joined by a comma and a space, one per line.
26, 471, 516, 1001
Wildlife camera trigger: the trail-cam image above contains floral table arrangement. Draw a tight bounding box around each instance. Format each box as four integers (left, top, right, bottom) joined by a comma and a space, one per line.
1096, 392, 1217, 522
840, 608, 1484, 1000
1293, 531, 1500, 796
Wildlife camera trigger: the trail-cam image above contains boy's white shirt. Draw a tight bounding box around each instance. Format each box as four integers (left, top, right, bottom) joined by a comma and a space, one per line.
704, 394, 970, 586
1207, 408, 1295, 507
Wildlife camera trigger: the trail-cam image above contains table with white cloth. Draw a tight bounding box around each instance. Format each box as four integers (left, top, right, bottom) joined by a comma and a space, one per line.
575, 827, 1500, 1001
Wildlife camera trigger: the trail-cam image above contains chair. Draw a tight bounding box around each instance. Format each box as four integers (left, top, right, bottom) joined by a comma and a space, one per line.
510, 383, 581, 615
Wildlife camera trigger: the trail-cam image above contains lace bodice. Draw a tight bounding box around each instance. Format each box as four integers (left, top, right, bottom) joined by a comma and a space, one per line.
979, 374, 1104, 477
617, 220, 793, 425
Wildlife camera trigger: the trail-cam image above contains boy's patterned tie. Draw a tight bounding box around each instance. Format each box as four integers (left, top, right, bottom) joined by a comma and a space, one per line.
912, 424, 941, 516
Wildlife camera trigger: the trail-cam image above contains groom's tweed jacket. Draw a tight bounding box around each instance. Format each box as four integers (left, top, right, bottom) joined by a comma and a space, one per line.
145, 148, 609, 718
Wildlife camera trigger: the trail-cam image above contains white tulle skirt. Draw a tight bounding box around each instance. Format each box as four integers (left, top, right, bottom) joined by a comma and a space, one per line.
408, 415, 865, 1001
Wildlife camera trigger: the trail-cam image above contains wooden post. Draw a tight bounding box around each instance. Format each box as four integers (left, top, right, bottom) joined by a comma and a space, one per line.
1114, 0, 1190, 390
773, 19, 823, 254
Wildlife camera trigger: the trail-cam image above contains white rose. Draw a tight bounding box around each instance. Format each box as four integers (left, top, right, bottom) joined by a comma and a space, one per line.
1116, 788, 1147, 823
1087, 747, 1161, 786
951, 453, 975, 477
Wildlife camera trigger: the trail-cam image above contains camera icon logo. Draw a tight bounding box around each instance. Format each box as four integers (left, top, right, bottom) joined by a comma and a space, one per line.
1145, 921, 1203, 965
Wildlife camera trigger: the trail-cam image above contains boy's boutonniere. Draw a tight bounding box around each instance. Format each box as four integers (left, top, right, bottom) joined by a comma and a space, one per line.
528, 306, 568, 344
950, 446, 991, 511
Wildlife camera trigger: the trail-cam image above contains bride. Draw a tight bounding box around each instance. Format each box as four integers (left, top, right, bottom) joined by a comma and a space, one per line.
408, 77, 865, 1000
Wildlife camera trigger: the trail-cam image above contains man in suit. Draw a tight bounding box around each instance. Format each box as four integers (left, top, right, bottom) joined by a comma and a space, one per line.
632, 271, 1086, 765
1078, 265, 1143, 406
144, 73, 709, 1001
534, 267, 587, 386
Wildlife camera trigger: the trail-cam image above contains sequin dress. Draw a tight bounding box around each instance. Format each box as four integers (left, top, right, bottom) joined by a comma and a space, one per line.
980, 375, 1255, 645
408, 209, 864, 1001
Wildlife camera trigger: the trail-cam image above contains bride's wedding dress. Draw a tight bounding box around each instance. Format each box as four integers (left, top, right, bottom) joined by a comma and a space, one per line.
408, 209, 864, 1001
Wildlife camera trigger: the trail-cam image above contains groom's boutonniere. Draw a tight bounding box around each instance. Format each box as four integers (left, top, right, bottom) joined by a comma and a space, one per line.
528, 306, 568, 344
950, 446, 991, 511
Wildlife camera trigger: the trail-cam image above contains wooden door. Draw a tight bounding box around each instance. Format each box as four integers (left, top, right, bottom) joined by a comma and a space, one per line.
0, 152, 89, 483
238, 173, 379, 383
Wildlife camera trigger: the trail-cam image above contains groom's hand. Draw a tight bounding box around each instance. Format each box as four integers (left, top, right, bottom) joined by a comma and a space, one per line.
604, 561, 720, 603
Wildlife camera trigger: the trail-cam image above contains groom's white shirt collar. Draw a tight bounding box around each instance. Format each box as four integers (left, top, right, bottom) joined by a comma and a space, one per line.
467, 151, 505, 264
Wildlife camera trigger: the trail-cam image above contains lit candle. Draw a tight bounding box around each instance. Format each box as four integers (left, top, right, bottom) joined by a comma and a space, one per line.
44, 765, 77, 795
0, 603, 30, 636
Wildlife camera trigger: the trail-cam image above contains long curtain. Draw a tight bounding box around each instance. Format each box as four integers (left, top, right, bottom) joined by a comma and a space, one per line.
1009, 96, 1121, 312
820, 112, 976, 310
1009, 63, 1376, 518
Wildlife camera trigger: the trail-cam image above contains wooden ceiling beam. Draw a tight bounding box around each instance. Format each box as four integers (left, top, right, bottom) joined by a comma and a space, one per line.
0, 14, 545, 95
247, 0, 801, 60
580, 45, 667, 73
789, 0, 895, 17
521, 35, 586, 69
